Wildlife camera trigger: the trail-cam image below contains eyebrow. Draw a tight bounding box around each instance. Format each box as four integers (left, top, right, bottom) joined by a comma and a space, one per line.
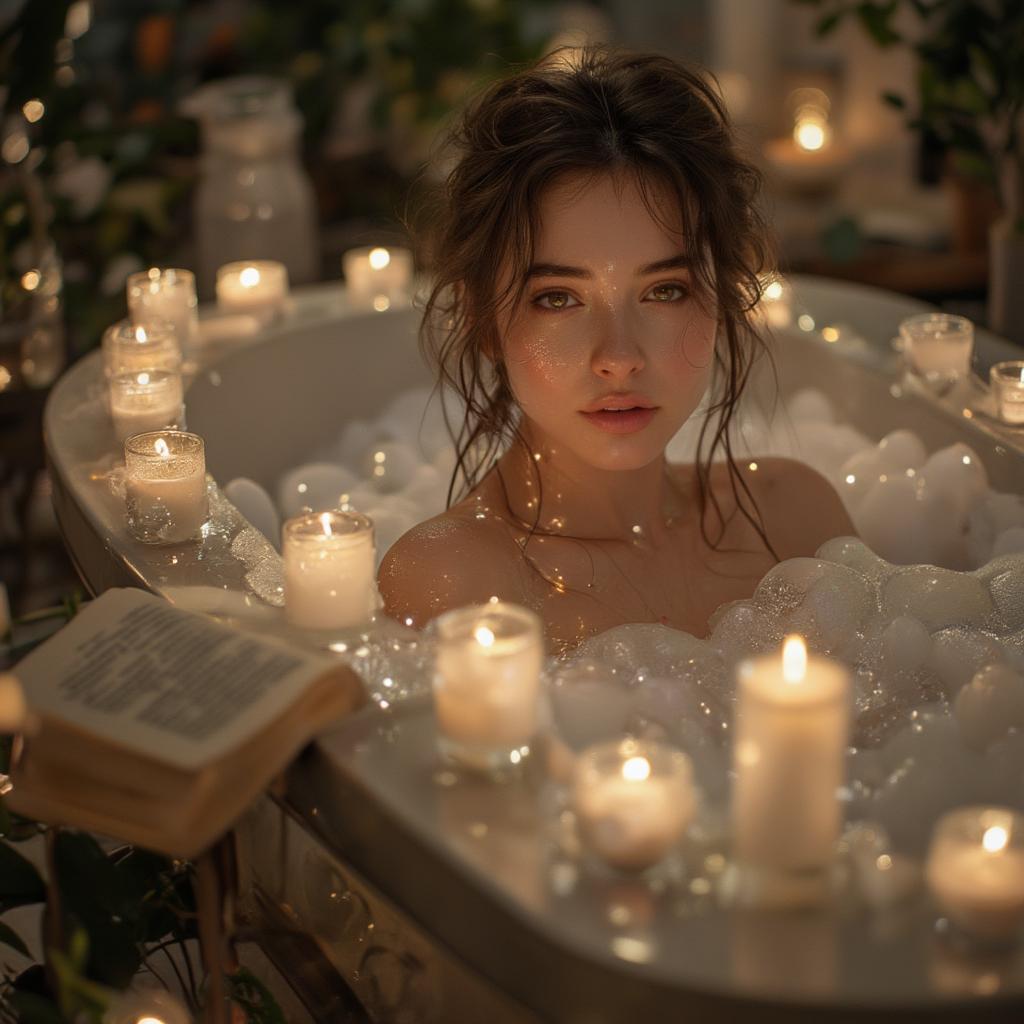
524, 253, 692, 280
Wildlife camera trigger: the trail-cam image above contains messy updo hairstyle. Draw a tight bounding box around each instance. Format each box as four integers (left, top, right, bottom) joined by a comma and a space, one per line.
416, 46, 776, 552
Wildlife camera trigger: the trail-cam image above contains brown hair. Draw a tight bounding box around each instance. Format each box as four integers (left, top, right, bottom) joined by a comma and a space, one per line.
416, 46, 777, 554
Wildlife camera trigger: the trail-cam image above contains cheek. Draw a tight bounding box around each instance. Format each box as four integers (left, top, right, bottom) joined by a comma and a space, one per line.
676, 309, 717, 371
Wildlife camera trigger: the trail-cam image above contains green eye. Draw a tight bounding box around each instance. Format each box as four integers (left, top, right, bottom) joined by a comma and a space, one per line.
536, 291, 574, 310
649, 283, 686, 302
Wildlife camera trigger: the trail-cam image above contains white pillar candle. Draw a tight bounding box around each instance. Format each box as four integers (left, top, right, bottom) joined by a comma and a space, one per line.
990, 361, 1024, 426
342, 246, 413, 311
109, 370, 184, 443
432, 602, 543, 772
282, 510, 376, 631
124, 431, 208, 544
733, 635, 850, 872
899, 313, 974, 381
215, 260, 289, 321
926, 806, 1024, 944
573, 737, 696, 872
102, 319, 182, 378
126, 267, 199, 356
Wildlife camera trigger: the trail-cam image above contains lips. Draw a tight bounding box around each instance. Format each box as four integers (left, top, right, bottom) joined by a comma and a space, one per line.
579, 398, 658, 435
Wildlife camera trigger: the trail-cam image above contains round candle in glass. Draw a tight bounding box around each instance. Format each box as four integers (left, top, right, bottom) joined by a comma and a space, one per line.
927, 806, 1024, 945
733, 635, 851, 872
990, 361, 1024, 427
899, 313, 974, 382
282, 510, 376, 631
102, 319, 182, 379
109, 370, 184, 443
432, 602, 543, 772
124, 431, 208, 544
215, 260, 289, 320
126, 267, 199, 356
573, 737, 696, 872
342, 246, 413, 310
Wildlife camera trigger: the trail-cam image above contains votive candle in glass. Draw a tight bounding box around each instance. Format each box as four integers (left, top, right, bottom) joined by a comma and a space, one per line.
126, 267, 199, 356
215, 260, 289, 321
573, 737, 696, 872
109, 370, 184, 442
899, 313, 974, 382
432, 602, 543, 772
990, 361, 1024, 427
283, 510, 376, 631
102, 319, 182, 379
733, 635, 850, 872
758, 274, 793, 329
926, 806, 1024, 945
342, 246, 413, 311
124, 431, 207, 544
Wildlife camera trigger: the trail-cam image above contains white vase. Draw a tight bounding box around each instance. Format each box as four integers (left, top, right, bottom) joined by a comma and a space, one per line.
988, 219, 1024, 344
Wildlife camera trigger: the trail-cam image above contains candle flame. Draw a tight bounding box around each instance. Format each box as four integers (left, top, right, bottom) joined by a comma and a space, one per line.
137, 1017, 167, 1024
137, 372, 150, 385
794, 118, 827, 152
240, 266, 261, 288
154, 438, 170, 458
474, 625, 495, 648
764, 280, 783, 301
782, 635, 807, 684
1019, 367, 1024, 385
983, 825, 1009, 854
622, 755, 651, 782
319, 512, 333, 537
135, 325, 148, 343
369, 247, 391, 270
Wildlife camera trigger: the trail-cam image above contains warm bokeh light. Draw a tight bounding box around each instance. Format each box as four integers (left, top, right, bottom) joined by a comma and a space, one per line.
622, 755, 652, 782
369, 247, 391, 270
239, 266, 261, 288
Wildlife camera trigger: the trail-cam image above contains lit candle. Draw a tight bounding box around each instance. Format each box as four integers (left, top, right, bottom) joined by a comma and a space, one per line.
733, 635, 850, 872
0, 673, 28, 732
758, 274, 793, 329
282, 510, 376, 631
342, 246, 413, 311
432, 602, 543, 772
990, 361, 1024, 426
926, 806, 1024, 944
108, 370, 184, 442
124, 431, 208, 544
126, 267, 199, 356
102, 319, 182, 379
899, 313, 974, 382
573, 737, 696, 872
215, 260, 289, 321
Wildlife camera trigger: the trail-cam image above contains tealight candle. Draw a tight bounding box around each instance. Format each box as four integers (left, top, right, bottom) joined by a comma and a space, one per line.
102, 319, 182, 379
108, 370, 184, 443
758, 274, 793, 329
432, 602, 543, 772
126, 267, 199, 356
124, 431, 208, 544
733, 635, 850, 872
899, 313, 974, 382
342, 246, 413, 310
926, 806, 1024, 944
282, 510, 376, 631
573, 737, 696, 872
216, 260, 289, 321
990, 361, 1024, 426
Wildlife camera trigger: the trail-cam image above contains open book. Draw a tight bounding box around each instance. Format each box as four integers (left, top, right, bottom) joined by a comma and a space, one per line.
7, 588, 364, 856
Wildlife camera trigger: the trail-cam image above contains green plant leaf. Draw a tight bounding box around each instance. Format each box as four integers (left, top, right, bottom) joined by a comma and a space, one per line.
0, 842, 46, 912
856, 1, 902, 46
227, 966, 287, 1024
881, 90, 907, 109
816, 10, 845, 37
0, 919, 30, 958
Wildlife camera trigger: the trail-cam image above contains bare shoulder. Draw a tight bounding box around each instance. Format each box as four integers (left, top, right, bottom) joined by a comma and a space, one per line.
377, 506, 528, 628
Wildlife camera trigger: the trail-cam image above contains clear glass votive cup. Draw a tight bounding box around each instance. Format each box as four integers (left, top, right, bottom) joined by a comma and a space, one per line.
102, 318, 182, 379
432, 601, 544, 774
126, 267, 199, 355
282, 510, 377, 632
124, 430, 207, 544
109, 370, 184, 443
899, 313, 974, 382
990, 361, 1024, 427
215, 260, 289, 319
573, 737, 696, 872
342, 246, 414, 311
926, 806, 1024, 946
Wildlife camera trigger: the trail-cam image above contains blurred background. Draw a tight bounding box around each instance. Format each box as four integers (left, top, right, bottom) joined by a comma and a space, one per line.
1, 0, 1021, 621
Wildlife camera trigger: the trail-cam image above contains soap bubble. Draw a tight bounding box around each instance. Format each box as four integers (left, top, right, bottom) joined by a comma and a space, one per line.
993, 526, 1024, 558
966, 491, 1024, 567
277, 462, 359, 518
784, 564, 876, 655
927, 627, 1007, 700
224, 477, 280, 547
838, 449, 885, 511
875, 429, 927, 473
987, 563, 1024, 632
815, 536, 893, 583
362, 441, 420, 495
919, 443, 988, 525
549, 660, 635, 750
855, 475, 951, 566
953, 663, 1024, 750
882, 565, 994, 632
787, 388, 834, 424
878, 615, 932, 676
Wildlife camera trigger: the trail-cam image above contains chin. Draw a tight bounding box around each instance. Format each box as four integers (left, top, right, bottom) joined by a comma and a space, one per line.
574, 438, 668, 473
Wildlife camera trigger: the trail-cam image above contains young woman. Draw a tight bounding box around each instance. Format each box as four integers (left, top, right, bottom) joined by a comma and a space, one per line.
379, 48, 853, 654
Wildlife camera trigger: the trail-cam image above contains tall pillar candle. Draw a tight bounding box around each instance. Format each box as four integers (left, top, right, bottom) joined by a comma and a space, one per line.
102, 319, 182, 378
109, 370, 184, 442
124, 431, 208, 544
342, 246, 413, 311
733, 636, 850, 871
126, 267, 199, 356
283, 510, 376, 631
216, 260, 289, 321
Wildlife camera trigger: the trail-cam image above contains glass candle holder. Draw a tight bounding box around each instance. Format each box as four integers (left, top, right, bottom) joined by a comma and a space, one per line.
124, 431, 208, 544
432, 601, 544, 773
899, 313, 974, 383
758, 274, 793, 330
109, 370, 184, 443
215, 260, 289, 320
282, 510, 376, 631
926, 806, 1024, 945
102, 319, 182, 379
573, 737, 696, 872
990, 361, 1024, 426
342, 246, 413, 311
126, 267, 199, 356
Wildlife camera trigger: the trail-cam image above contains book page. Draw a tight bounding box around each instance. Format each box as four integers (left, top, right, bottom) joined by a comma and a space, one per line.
14, 588, 331, 770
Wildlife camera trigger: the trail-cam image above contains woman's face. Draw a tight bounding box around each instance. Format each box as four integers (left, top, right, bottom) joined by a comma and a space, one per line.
498, 172, 717, 472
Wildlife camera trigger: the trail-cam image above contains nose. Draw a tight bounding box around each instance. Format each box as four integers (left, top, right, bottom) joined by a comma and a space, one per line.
590, 305, 645, 379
